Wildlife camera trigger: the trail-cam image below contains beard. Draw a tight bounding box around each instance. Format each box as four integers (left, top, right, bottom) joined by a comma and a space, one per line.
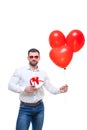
29, 60, 38, 67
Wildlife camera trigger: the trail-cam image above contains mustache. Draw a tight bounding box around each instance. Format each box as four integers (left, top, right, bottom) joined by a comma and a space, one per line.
32, 60, 36, 62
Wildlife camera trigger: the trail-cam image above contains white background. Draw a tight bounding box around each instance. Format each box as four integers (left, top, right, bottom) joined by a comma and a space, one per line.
0, 0, 87, 130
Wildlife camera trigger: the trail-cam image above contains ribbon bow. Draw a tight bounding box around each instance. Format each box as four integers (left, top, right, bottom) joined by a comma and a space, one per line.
30, 76, 44, 86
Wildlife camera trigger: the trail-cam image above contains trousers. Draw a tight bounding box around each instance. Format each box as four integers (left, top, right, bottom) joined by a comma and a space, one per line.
16, 101, 44, 130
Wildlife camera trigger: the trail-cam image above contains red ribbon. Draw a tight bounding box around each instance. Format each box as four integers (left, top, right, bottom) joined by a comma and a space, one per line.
30, 77, 44, 86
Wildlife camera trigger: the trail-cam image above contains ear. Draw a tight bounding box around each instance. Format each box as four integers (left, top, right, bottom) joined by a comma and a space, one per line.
38, 55, 40, 61
27, 56, 29, 60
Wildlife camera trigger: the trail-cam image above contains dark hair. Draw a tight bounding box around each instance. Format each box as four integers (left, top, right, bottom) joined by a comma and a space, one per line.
28, 48, 40, 56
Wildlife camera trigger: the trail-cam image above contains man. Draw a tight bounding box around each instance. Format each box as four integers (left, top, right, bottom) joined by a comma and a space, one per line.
8, 48, 68, 130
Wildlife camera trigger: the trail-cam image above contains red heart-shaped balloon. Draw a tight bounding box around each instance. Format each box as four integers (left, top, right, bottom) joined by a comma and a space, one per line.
49, 30, 66, 48
49, 45, 73, 68
66, 29, 85, 52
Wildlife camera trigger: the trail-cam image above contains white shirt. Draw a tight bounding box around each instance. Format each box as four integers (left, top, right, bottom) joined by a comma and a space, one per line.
8, 66, 60, 103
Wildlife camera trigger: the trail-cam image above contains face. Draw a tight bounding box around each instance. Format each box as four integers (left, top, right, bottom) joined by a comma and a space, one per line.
28, 52, 40, 67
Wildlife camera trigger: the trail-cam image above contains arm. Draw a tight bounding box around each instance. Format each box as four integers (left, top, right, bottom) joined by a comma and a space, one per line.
8, 69, 26, 93
8, 68, 38, 93
44, 77, 68, 94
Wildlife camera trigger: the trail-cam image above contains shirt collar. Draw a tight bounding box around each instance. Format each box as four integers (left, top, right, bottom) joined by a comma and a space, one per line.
26, 65, 40, 71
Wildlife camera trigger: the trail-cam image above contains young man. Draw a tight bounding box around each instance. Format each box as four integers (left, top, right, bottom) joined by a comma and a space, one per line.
8, 48, 68, 130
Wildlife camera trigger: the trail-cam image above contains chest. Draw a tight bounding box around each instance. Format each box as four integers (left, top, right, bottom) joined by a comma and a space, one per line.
20, 70, 45, 86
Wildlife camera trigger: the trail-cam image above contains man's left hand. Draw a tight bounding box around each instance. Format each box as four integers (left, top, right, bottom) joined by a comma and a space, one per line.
60, 84, 68, 93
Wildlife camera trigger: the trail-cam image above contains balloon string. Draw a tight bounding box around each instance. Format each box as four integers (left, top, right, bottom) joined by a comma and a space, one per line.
63, 68, 67, 85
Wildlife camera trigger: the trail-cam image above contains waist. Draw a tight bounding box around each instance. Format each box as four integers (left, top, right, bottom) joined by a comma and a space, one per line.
20, 100, 43, 107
